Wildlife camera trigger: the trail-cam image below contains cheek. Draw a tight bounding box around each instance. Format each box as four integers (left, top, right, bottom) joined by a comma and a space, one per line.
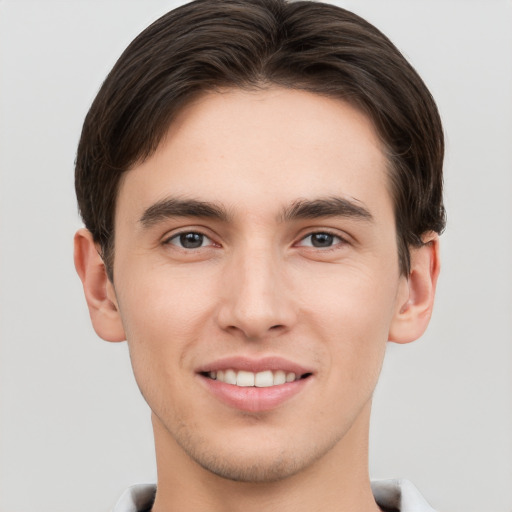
298, 265, 398, 384
299, 262, 399, 332
115, 266, 218, 388
118, 262, 218, 337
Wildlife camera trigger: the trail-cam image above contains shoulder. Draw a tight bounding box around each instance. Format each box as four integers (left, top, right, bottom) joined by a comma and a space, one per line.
371, 479, 437, 512
111, 484, 156, 512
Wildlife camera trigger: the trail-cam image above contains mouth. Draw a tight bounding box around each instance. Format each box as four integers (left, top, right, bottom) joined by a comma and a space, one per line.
196, 357, 314, 412
201, 369, 312, 388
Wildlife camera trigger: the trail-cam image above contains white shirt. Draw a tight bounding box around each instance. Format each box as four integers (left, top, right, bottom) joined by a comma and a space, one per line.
112, 479, 437, 512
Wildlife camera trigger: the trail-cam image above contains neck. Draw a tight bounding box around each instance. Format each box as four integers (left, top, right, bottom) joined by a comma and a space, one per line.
150, 401, 381, 512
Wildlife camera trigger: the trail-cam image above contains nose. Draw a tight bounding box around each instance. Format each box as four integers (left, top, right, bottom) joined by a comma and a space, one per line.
216, 245, 296, 340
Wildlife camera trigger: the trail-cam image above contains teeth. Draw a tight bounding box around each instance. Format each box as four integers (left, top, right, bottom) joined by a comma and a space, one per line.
274, 370, 286, 385
237, 370, 255, 387
254, 370, 273, 388
208, 369, 300, 387
224, 369, 237, 385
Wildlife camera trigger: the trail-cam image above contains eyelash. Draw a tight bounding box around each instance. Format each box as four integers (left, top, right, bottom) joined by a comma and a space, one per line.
164, 231, 217, 250
164, 229, 348, 251
295, 231, 347, 250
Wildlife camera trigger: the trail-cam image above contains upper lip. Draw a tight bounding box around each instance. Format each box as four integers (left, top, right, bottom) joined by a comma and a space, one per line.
196, 356, 314, 376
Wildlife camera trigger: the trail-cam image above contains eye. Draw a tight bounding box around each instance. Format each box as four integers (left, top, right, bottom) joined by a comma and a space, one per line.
166, 231, 214, 249
298, 232, 344, 248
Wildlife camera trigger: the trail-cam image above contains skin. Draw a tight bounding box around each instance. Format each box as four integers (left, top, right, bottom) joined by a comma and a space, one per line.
74, 87, 440, 512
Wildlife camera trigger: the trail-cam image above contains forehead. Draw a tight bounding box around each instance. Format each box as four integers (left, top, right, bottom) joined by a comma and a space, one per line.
117, 87, 392, 224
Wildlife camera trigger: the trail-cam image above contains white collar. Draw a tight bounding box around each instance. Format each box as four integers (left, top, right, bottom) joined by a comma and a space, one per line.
113, 479, 436, 512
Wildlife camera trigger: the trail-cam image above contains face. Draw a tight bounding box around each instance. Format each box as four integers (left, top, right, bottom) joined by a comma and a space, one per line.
109, 88, 410, 482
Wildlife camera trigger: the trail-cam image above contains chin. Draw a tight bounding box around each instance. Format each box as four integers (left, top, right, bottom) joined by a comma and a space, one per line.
191, 449, 310, 483
173, 425, 341, 484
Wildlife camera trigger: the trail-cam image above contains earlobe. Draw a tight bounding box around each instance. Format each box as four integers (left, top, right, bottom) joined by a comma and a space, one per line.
74, 228, 126, 342
388, 233, 440, 344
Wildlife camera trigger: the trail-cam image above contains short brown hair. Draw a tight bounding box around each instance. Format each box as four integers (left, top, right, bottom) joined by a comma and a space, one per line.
75, 0, 445, 279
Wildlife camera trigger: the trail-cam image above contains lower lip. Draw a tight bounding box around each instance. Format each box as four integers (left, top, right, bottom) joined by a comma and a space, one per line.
198, 374, 311, 413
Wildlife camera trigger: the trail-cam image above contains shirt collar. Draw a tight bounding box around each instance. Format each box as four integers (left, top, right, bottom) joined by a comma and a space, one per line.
113, 479, 436, 512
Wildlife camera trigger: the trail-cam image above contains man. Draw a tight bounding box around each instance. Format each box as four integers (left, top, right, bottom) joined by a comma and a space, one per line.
73, 0, 445, 510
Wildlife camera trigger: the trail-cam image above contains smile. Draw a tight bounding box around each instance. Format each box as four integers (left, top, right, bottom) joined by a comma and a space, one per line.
197, 357, 314, 412
205, 369, 306, 387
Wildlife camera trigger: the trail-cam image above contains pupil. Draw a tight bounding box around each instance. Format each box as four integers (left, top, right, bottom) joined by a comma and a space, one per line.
312, 233, 333, 247
180, 233, 203, 248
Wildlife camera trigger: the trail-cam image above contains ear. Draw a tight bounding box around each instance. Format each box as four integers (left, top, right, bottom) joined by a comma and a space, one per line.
74, 228, 126, 342
388, 233, 440, 344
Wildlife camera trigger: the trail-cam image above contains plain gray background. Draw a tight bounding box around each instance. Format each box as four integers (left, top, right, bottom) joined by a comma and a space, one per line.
1, 1, 511, 511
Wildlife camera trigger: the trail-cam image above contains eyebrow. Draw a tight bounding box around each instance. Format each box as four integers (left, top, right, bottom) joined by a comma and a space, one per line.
139, 195, 373, 228
139, 198, 229, 227
280, 197, 373, 222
